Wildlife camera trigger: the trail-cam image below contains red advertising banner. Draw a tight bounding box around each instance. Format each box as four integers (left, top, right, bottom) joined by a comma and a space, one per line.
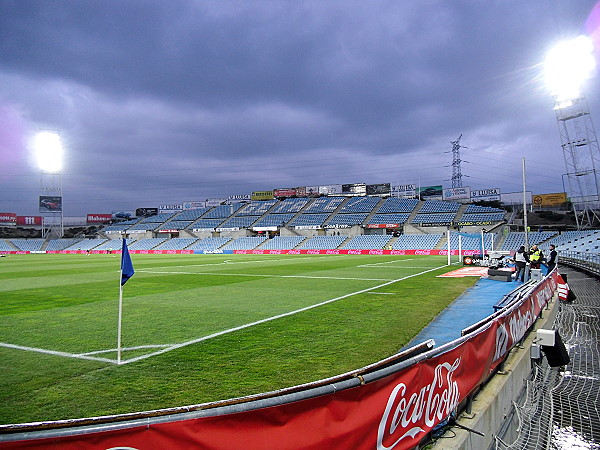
0, 271, 559, 450
16, 216, 43, 226
273, 188, 297, 197
0, 212, 17, 223
233, 249, 483, 256
86, 214, 112, 224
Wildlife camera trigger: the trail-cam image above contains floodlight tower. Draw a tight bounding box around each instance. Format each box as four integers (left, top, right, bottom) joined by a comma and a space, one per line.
545, 36, 600, 229
34, 131, 64, 238
450, 134, 465, 188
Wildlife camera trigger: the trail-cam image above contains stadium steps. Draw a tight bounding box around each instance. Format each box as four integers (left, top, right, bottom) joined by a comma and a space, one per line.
454, 203, 469, 222
321, 197, 355, 228
385, 236, 399, 249
406, 200, 425, 225
363, 197, 388, 224
0, 239, 19, 250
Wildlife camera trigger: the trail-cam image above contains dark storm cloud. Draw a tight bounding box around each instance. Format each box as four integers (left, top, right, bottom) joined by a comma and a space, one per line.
0, 0, 598, 215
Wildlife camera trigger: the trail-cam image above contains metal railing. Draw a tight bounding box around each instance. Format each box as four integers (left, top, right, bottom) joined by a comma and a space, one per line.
558, 251, 600, 277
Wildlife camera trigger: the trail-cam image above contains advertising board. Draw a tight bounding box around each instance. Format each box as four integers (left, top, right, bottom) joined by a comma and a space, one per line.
391, 184, 416, 198
39, 196, 62, 213
86, 214, 112, 224
0, 213, 17, 223
366, 183, 391, 196
533, 192, 567, 207
443, 186, 471, 201
471, 188, 501, 202
251, 191, 274, 201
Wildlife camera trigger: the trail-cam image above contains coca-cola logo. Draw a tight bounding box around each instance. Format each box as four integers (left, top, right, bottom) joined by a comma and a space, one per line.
390, 250, 406, 255
369, 249, 384, 255
326, 249, 340, 254
348, 250, 362, 255
307, 250, 320, 255
289, 250, 301, 254
414, 250, 431, 255
377, 359, 461, 449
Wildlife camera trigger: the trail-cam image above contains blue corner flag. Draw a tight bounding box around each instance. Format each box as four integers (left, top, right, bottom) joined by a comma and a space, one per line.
120, 238, 135, 286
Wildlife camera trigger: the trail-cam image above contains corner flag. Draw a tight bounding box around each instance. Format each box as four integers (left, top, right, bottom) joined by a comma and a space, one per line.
120, 238, 135, 286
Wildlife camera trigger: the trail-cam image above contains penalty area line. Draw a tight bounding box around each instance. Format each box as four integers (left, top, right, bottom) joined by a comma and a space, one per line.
121, 264, 448, 365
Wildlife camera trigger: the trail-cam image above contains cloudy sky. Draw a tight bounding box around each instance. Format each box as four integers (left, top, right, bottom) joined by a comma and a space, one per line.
1, 0, 599, 216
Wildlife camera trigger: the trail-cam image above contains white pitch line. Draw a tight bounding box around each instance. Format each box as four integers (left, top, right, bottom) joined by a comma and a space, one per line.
358, 258, 415, 268
2, 263, 446, 365
136, 270, 391, 282
120, 264, 447, 365
368, 292, 395, 295
0, 342, 115, 364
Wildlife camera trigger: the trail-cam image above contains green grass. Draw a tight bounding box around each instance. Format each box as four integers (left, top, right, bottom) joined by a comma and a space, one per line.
0, 253, 476, 424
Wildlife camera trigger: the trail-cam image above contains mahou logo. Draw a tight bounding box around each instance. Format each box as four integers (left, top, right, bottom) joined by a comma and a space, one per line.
377, 359, 461, 449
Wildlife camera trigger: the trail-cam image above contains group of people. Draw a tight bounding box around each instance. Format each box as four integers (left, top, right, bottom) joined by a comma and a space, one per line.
513, 244, 557, 282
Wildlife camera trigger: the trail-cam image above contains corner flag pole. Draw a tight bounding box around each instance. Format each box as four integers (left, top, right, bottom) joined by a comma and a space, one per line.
117, 279, 124, 364
117, 238, 135, 365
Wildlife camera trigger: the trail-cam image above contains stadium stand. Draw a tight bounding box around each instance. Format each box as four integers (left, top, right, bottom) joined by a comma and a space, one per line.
341, 235, 392, 249
299, 235, 348, 249
418, 200, 460, 213
188, 237, 232, 251
139, 213, 176, 223
252, 214, 295, 228
64, 238, 107, 251
376, 198, 419, 213
269, 198, 310, 214
154, 238, 198, 250
367, 213, 411, 225
189, 218, 226, 230
95, 239, 133, 251
301, 197, 345, 213
173, 208, 210, 221
0, 240, 16, 251
459, 213, 505, 223
101, 223, 132, 233
204, 204, 244, 219
260, 236, 306, 249
156, 221, 193, 231
464, 204, 504, 213
411, 213, 457, 224
326, 213, 369, 227
222, 236, 268, 250
287, 214, 329, 228
391, 234, 443, 250
46, 238, 83, 251
541, 230, 600, 254
218, 216, 259, 229
129, 238, 168, 250
9, 239, 45, 251
237, 201, 277, 216
500, 231, 557, 251
338, 196, 380, 213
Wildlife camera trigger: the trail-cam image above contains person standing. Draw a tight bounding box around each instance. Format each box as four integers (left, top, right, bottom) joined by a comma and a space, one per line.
529, 245, 544, 269
546, 244, 558, 272
514, 245, 529, 282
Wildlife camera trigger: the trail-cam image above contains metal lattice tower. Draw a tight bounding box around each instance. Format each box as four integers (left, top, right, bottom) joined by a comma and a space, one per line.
555, 96, 600, 229
40, 170, 64, 238
451, 134, 464, 188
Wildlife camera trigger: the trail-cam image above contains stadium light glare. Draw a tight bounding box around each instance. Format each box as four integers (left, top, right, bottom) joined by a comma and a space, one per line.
34, 131, 63, 173
544, 35, 596, 108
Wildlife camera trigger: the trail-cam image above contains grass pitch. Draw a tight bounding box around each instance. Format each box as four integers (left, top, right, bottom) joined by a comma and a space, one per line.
0, 253, 476, 424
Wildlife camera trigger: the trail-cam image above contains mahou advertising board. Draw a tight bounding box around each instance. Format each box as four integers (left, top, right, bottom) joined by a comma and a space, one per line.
0, 272, 561, 449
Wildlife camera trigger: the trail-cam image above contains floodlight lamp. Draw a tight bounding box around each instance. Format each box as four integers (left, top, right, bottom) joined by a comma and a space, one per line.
544, 35, 596, 108
34, 131, 63, 173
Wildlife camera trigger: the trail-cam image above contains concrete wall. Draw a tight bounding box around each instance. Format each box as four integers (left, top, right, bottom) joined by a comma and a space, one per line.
432, 294, 559, 450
